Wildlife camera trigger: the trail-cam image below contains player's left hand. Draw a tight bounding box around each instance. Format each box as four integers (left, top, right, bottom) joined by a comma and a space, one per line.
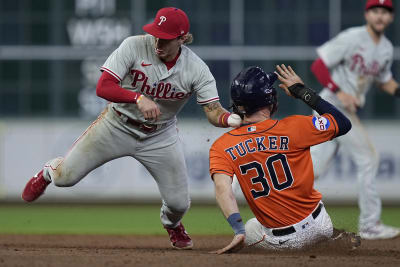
137, 95, 162, 121
210, 234, 245, 255
275, 64, 304, 97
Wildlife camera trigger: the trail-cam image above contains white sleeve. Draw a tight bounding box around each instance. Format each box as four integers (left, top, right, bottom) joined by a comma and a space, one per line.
317, 30, 353, 68
194, 66, 220, 105
100, 37, 137, 81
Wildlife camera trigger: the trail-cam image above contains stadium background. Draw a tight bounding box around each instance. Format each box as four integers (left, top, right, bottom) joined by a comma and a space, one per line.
0, 0, 399, 205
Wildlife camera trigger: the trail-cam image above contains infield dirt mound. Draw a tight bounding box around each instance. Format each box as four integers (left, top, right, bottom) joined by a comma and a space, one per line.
0, 234, 399, 267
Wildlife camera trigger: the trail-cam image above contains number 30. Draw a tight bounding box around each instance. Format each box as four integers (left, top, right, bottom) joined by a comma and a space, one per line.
239, 154, 294, 199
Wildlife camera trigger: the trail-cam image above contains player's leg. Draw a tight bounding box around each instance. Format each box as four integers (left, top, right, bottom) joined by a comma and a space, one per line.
340, 114, 380, 227
135, 125, 192, 249
310, 139, 339, 179
340, 113, 399, 239
22, 108, 131, 201
244, 218, 271, 248
305, 204, 334, 245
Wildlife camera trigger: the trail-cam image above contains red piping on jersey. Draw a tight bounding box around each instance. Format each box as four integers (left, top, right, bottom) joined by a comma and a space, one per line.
100, 67, 122, 81
96, 71, 141, 103
198, 97, 220, 104
311, 58, 339, 93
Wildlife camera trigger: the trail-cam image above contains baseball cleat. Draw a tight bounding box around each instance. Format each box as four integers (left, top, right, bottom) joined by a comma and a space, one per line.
164, 222, 193, 249
22, 170, 51, 202
359, 222, 400, 240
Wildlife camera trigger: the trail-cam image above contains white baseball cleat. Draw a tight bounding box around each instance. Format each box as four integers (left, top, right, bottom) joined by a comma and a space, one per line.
359, 222, 400, 240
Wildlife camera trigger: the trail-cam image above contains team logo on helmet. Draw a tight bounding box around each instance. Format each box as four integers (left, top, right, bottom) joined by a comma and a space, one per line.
312, 116, 330, 131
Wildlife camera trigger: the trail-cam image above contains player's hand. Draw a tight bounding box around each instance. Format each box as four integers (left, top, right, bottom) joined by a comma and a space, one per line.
209, 234, 245, 255
336, 91, 360, 113
275, 64, 304, 97
137, 95, 162, 121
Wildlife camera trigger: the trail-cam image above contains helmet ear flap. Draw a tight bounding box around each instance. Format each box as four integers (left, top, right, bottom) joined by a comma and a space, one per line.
230, 103, 245, 119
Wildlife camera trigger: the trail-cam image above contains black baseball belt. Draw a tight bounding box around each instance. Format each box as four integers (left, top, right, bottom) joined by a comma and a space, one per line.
271, 203, 323, 237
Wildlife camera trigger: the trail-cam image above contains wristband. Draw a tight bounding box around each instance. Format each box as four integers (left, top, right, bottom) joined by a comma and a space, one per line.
328, 82, 340, 93
227, 213, 245, 235
136, 94, 144, 104
395, 87, 400, 97
288, 83, 322, 109
219, 112, 231, 127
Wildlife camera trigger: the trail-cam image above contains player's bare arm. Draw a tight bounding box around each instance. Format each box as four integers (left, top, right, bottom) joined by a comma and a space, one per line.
211, 173, 245, 255
136, 95, 162, 121
379, 78, 400, 96
202, 101, 241, 128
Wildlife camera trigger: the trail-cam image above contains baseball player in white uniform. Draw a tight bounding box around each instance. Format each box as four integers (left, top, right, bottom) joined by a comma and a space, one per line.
310, 0, 400, 240
22, 7, 241, 250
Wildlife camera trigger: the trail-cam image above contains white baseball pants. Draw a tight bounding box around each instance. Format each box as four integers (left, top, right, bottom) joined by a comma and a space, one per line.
43, 107, 190, 228
245, 203, 333, 250
311, 89, 381, 231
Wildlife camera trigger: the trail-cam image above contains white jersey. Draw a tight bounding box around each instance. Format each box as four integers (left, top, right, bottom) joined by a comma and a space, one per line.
317, 25, 393, 107
101, 34, 219, 125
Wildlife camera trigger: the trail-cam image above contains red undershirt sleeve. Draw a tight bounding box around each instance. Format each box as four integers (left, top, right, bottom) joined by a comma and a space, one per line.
96, 71, 141, 103
311, 58, 340, 93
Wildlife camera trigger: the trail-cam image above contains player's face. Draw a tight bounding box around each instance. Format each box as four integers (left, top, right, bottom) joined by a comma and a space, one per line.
365, 7, 394, 34
154, 37, 183, 62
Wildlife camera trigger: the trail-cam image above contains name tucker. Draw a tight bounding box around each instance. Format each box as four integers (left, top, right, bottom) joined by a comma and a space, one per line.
225, 136, 289, 160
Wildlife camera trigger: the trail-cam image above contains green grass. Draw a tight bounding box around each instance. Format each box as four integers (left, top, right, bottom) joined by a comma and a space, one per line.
0, 203, 399, 235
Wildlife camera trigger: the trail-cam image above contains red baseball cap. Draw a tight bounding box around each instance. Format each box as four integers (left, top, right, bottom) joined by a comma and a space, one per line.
365, 0, 394, 11
143, 7, 190, 39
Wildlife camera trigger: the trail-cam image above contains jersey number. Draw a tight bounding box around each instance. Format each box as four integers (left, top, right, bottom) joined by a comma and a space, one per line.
239, 154, 294, 199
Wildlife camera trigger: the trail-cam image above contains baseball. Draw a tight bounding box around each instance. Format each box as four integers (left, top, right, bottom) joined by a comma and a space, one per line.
227, 114, 242, 128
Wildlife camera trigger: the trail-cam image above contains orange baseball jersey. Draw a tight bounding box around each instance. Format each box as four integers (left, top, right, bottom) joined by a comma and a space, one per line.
210, 113, 339, 228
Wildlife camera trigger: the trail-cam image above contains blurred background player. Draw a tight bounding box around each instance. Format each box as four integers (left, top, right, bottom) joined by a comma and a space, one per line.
310, 0, 400, 239
21, 7, 241, 250
209, 64, 353, 253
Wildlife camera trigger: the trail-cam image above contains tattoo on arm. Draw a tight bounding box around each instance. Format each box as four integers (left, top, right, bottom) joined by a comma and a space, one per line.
203, 101, 222, 112
203, 101, 229, 126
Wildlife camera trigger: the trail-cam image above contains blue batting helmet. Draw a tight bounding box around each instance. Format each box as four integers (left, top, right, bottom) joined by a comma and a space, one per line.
230, 66, 278, 116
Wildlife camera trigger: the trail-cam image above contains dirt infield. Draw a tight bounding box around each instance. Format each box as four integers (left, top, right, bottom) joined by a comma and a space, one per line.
0, 234, 399, 267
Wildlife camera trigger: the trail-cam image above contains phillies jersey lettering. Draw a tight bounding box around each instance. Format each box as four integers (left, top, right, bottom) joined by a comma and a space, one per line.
130, 69, 187, 100
317, 26, 393, 107
101, 34, 219, 125
209, 114, 338, 228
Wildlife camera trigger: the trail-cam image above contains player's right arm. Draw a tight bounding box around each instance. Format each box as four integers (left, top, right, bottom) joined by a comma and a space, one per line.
209, 144, 245, 254
211, 173, 245, 255
311, 29, 360, 113
311, 58, 360, 113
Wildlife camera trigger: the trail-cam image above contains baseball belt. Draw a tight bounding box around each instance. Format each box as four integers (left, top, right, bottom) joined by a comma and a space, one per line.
113, 107, 165, 133
271, 203, 323, 237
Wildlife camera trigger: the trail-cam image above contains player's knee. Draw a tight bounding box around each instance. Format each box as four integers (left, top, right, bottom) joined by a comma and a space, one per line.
165, 198, 190, 214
